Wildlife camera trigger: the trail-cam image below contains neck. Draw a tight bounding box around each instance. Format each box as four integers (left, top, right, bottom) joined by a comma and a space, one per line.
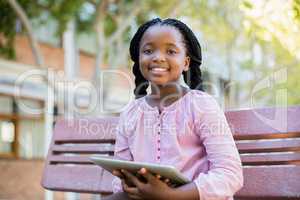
150, 82, 187, 100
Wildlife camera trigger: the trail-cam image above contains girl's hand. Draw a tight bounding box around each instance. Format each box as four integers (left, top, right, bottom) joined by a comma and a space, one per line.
112, 169, 123, 179
113, 169, 177, 188
154, 175, 177, 188
121, 168, 175, 200
113, 169, 135, 187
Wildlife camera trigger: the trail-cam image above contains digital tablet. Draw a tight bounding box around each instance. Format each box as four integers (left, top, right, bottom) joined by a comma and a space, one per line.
90, 156, 190, 186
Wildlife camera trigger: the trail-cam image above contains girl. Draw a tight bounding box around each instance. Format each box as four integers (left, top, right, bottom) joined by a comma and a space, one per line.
103, 18, 243, 200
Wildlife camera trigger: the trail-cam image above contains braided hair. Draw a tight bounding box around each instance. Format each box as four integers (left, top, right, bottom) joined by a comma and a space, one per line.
130, 18, 203, 99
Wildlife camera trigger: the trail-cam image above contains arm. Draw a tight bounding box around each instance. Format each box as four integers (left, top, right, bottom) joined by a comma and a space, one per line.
192, 96, 243, 200
111, 114, 134, 194
169, 182, 199, 200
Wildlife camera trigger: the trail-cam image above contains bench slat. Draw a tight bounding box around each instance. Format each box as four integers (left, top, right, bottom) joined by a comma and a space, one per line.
234, 132, 300, 140
236, 138, 300, 153
235, 165, 300, 198
49, 155, 100, 165
226, 106, 300, 137
53, 117, 119, 143
42, 164, 114, 194
240, 152, 300, 165
52, 144, 115, 154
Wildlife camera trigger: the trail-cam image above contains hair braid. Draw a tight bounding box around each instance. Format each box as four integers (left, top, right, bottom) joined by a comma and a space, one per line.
130, 18, 161, 99
162, 19, 203, 90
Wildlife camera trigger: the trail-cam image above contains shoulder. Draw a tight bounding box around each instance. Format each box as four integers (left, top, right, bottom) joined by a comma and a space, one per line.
190, 90, 218, 105
117, 97, 145, 135
189, 90, 222, 113
118, 97, 145, 119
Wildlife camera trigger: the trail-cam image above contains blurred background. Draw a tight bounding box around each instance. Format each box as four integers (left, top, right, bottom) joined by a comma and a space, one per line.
0, 0, 300, 199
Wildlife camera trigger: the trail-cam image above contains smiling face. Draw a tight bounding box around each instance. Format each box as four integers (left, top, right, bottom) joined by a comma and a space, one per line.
139, 25, 190, 87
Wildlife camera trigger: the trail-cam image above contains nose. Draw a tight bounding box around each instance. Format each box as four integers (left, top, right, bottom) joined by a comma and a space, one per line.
152, 51, 166, 62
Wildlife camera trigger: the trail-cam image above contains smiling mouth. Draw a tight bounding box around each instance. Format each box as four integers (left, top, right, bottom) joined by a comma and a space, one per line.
149, 67, 169, 75
149, 66, 169, 72
150, 67, 168, 72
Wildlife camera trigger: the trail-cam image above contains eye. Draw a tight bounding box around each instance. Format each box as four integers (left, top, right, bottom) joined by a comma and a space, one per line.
167, 49, 177, 55
143, 49, 153, 54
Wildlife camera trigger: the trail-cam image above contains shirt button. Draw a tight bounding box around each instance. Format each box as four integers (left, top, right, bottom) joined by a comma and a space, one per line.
157, 156, 160, 160
158, 139, 160, 143
158, 148, 160, 151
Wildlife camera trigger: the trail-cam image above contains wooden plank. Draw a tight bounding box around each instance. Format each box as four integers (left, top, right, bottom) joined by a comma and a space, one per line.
236, 138, 300, 153
235, 165, 300, 198
53, 117, 118, 143
225, 106, 300, 137
41, 164, 114, 194
234, 132, 300, 140
52, 144, 115, 154
49, 155, 96, 165
240, 152, 300, 165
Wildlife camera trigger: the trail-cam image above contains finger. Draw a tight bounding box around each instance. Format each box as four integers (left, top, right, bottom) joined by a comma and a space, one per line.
121, 169, 142, 187
123, 181, 140, 196
121, 179, 128, 188
112, 170, 124, 178
138, 168, 156, 183
155, 174, 161, 179
127, 194, 143, 200
121, 174, 135, 187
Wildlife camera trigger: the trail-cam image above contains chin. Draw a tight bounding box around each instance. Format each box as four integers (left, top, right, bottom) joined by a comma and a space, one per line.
151, 82, 170, 89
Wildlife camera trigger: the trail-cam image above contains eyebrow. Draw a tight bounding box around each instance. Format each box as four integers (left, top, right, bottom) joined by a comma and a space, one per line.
141, 42, 179, 48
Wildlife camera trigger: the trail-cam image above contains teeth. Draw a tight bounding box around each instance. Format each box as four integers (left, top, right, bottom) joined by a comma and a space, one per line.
151, 68, 167, 72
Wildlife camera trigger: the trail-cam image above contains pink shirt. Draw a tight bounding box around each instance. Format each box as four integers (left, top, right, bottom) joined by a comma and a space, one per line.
112, 90, 243, 200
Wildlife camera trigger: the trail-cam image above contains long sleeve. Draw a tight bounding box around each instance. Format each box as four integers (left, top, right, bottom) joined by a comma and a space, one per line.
193, 96, 243, 200
112, 113, 133, 193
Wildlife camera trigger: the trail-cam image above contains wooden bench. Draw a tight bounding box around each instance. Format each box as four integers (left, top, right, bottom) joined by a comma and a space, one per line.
42, 106, 300, 199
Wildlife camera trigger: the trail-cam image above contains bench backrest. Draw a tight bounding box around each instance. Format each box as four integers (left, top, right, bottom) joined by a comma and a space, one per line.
42, 117, 119, 194
42, 106, 300, 198
226, 106, 300, 199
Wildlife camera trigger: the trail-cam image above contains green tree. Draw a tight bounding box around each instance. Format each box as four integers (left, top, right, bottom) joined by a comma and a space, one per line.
240, 0, 300, 105
180, 0, 300, 106
0, 0, 42, 60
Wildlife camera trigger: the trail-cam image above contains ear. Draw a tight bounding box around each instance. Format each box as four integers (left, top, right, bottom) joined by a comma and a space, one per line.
183, 56, 190, 72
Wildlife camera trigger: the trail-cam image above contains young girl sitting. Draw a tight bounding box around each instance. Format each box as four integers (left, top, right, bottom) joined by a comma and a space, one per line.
103, 18, 243, 200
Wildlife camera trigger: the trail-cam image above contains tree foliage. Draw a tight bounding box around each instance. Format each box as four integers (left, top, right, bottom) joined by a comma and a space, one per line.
1, 0, 299, 106
0, 0, 42, 58
180, 0, 300, 106
293, 0, 300, 24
